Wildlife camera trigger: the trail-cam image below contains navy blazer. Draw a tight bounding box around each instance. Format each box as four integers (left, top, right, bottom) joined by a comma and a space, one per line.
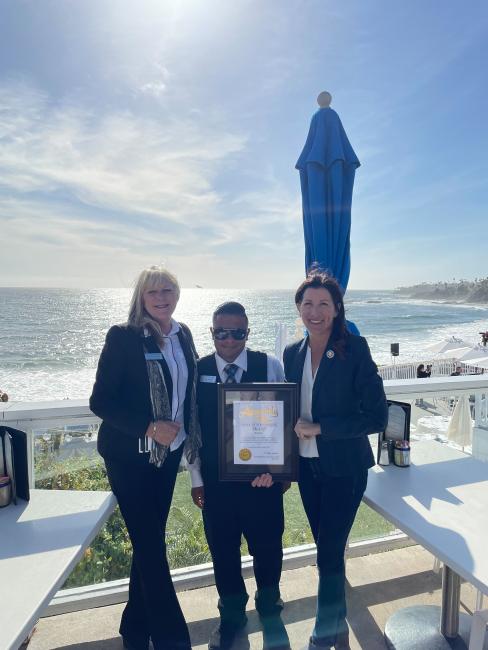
283, 333, 388, 477
90, 322, 197, 463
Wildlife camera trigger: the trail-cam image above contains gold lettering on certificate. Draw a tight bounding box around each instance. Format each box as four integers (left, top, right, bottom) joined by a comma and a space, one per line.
239, 405, 279, 422
239, 448, 252, 461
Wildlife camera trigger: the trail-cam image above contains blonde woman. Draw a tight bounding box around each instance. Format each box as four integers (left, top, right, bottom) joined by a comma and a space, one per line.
90, 266, 200, 650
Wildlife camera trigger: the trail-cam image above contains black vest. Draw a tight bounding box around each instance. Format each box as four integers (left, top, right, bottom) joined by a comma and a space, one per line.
197, 350, 267, 482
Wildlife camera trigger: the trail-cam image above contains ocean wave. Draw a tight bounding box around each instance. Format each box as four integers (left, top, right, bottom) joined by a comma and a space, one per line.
2, 288, 488, 401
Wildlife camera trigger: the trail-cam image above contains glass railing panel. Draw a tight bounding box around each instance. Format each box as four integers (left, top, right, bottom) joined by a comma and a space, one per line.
32, 424, 130, 588
351, 503, 396, 541
34, 424, 101, 488
31, 430, 397, 589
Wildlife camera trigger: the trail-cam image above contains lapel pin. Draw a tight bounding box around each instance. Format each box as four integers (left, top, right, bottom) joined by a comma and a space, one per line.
326, 350, 335, 359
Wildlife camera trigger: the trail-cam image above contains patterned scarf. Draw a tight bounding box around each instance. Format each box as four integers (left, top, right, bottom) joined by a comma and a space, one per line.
142, 324, 201, 468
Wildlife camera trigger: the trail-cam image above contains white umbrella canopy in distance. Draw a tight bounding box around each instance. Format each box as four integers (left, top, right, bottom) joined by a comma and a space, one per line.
437, 346, 473, 359
424, 338, 470, 354
457, 346, 488, 362
466, 357, 488, 369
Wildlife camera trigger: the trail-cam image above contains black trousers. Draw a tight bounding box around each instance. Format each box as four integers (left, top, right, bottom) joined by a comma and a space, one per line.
202, 480, 284, 618
105, 445, 191, 650
298, 457, 367, 646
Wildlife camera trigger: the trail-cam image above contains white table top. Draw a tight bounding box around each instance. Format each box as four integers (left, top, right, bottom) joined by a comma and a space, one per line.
364, 440, 488, 597
0, 489, 116, 650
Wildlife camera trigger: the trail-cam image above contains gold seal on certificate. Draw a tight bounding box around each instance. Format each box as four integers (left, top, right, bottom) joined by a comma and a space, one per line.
239, 448, 252, 461
218, 382, 298, 481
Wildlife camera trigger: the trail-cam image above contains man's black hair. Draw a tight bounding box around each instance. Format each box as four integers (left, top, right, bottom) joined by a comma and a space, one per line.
212, 301, 248, 323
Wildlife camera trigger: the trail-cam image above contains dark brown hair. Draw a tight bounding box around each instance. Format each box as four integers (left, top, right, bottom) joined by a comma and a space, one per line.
295, 271, 349, 355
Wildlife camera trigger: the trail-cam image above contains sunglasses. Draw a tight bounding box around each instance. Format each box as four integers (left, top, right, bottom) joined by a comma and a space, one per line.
212, 328, 248, 341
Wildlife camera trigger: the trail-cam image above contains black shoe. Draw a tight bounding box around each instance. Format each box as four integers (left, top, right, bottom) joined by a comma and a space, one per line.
308, 637, 332, 650
255, 589, 284, 618
208, 619, 247, 650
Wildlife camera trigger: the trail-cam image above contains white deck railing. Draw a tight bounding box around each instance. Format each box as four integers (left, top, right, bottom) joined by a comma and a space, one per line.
378, 358, 485, 381
1, 375, 488, 481
3, 375, 487, 421
0, 374, 488, 485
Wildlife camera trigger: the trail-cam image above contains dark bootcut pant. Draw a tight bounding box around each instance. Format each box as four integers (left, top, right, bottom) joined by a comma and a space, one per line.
203, 480, 285, 623
298, 457, 367, 648
105, 446, 191, 650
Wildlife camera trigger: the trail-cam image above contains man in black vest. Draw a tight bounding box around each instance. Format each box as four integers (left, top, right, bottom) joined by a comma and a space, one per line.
188, 302, 290, 650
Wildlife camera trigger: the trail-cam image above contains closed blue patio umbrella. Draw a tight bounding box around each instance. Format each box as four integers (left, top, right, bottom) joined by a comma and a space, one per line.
296, 92, 360, 293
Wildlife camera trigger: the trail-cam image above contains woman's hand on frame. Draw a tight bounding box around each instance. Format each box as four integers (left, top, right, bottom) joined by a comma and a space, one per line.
146, 420, 180, 446
295, 418, 321, 439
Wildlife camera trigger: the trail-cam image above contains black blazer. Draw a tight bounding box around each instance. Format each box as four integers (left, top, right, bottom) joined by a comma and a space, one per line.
90, 322, 197, 463
283, 334, 388, 477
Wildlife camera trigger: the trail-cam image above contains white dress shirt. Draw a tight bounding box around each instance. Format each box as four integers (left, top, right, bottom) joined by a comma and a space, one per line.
188, 348, 285, 487
299, 346, 319, 458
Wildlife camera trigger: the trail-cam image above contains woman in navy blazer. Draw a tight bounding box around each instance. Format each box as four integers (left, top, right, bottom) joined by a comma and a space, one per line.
90, 266, 200, 650
283, 272, 388, 650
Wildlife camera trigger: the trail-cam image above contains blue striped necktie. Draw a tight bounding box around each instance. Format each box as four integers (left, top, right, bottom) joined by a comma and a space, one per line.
224, 363, 238, 383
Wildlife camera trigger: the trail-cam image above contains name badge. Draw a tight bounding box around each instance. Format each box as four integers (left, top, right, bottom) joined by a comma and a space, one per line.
145, 352, 164, 360
200, 375, 217, 383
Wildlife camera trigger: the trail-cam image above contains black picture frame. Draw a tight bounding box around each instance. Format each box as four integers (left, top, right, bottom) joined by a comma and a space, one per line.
377, 400, 411, 464
218, 382, 299, 481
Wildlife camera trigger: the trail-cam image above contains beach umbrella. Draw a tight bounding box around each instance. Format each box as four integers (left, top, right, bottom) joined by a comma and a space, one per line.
296, 91, 360, 292
466, 357, 488, 369
446, 395, 473, 448
437, 346, 473, 359
458, 346, 488, 363
424, 337, 470, 355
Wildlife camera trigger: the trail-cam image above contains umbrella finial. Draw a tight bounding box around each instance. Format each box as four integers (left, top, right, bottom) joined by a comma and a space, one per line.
317, 91, 332, 108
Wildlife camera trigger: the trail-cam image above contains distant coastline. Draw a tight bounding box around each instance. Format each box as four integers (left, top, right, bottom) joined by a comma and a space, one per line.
395, 278, 488, 304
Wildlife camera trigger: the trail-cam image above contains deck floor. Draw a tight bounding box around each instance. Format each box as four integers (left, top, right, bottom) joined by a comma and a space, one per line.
28, 545, 482, 650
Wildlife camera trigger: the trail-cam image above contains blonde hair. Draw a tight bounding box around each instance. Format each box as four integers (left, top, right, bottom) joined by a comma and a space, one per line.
128, 266, 180, 343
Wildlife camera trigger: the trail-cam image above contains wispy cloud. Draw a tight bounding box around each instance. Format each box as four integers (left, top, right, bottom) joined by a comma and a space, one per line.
0, 79, 305, 286
0, 81, 247, 225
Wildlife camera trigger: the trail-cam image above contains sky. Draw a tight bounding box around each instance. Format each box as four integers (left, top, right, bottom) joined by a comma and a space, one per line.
0, 0, 487, 289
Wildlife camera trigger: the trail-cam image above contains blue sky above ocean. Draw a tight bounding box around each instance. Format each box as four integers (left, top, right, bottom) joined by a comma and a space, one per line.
0, 1, 487, 289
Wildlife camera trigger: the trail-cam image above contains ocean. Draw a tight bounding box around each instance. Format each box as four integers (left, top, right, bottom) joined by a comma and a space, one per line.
1, 287, 488, 402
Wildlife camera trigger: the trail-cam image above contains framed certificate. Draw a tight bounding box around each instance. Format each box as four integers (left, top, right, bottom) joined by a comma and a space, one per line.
218, 382, 298, 481
376, 400, 411, 463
